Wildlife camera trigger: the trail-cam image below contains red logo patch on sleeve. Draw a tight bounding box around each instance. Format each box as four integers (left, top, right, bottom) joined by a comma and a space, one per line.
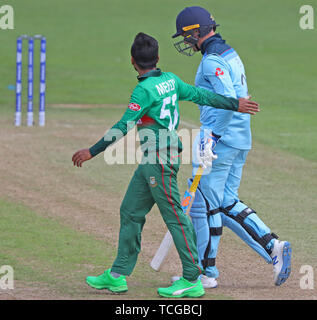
128, 103, 141, 111
215, 68, 224, 77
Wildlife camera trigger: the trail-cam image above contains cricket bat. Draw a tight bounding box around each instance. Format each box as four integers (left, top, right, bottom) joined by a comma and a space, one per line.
150, 165, 205, 271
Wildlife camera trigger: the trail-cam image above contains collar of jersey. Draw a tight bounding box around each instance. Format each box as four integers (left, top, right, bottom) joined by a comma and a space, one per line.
137, 68, 162, 82
200, 33, 223, 55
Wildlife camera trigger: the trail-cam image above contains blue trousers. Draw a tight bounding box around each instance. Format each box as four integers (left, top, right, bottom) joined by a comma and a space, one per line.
191, 137, 273, 278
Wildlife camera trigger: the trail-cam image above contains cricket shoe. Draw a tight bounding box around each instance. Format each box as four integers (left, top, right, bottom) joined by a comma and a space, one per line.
158, 277, 205, 298
171, 275, 217, 289
86, 268, 128, 293
201, 275, 218, 288
270, 240, 292, 286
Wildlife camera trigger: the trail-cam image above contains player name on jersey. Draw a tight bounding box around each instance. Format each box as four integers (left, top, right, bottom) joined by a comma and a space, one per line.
156, 79, 176, 96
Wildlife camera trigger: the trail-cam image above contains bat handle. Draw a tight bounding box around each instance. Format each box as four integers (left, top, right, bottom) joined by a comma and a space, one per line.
189, 165, 204, 192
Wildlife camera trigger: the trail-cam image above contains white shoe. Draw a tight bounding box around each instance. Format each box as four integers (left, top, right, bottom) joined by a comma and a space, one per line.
171, 275, 217, 289
171, 275, 181, 283
270, 240, 292, 286
201, 275, 218, 288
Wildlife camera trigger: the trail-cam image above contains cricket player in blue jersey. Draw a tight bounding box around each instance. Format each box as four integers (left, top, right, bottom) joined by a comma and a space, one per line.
171, 6, 292, 288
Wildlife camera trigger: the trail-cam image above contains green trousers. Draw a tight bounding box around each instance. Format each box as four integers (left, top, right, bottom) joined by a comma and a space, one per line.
111, 153, 202, 281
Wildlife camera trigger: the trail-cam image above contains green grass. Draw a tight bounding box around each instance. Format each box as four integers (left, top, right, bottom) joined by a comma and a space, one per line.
0, 198, 116, 296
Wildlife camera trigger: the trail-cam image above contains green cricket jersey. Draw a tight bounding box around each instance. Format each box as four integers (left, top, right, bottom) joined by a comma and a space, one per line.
89, 69, 239, 157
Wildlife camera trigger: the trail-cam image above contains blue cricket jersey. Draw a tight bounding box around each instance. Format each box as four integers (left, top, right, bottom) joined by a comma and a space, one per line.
195, 33, 251, 150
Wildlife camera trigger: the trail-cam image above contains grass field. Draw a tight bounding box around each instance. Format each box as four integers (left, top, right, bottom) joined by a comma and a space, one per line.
0, 0, 316, 301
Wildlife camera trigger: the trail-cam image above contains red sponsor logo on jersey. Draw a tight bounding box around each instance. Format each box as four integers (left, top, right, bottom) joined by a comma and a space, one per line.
128, 103, 141, 111
215, 68, 224, 77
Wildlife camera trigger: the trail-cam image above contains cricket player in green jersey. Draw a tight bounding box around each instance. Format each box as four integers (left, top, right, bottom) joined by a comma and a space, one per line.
72, 33, 259, 298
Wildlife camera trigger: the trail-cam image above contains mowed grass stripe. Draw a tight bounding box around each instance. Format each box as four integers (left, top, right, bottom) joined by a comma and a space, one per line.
0, 198, 117, 297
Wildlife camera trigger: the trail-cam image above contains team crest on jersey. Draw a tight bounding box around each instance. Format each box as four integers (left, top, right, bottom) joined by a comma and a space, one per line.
128, 103, 141, 111
149, 176, 158, 187
215, 68, 224, 77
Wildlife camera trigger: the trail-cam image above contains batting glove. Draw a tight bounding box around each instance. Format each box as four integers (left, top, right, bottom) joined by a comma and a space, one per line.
197, 136, 218, 169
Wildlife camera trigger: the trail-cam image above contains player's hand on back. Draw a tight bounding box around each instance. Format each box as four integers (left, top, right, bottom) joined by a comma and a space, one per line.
238, 96, 260, 115
72, 149, 93, 167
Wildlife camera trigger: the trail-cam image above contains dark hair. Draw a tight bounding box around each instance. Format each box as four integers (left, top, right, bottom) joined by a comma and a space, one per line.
131, 32, 159, 70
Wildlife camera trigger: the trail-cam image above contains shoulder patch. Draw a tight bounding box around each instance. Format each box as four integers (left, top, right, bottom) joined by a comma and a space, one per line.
215, 67, 224, 77
128, 103, 141, 111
